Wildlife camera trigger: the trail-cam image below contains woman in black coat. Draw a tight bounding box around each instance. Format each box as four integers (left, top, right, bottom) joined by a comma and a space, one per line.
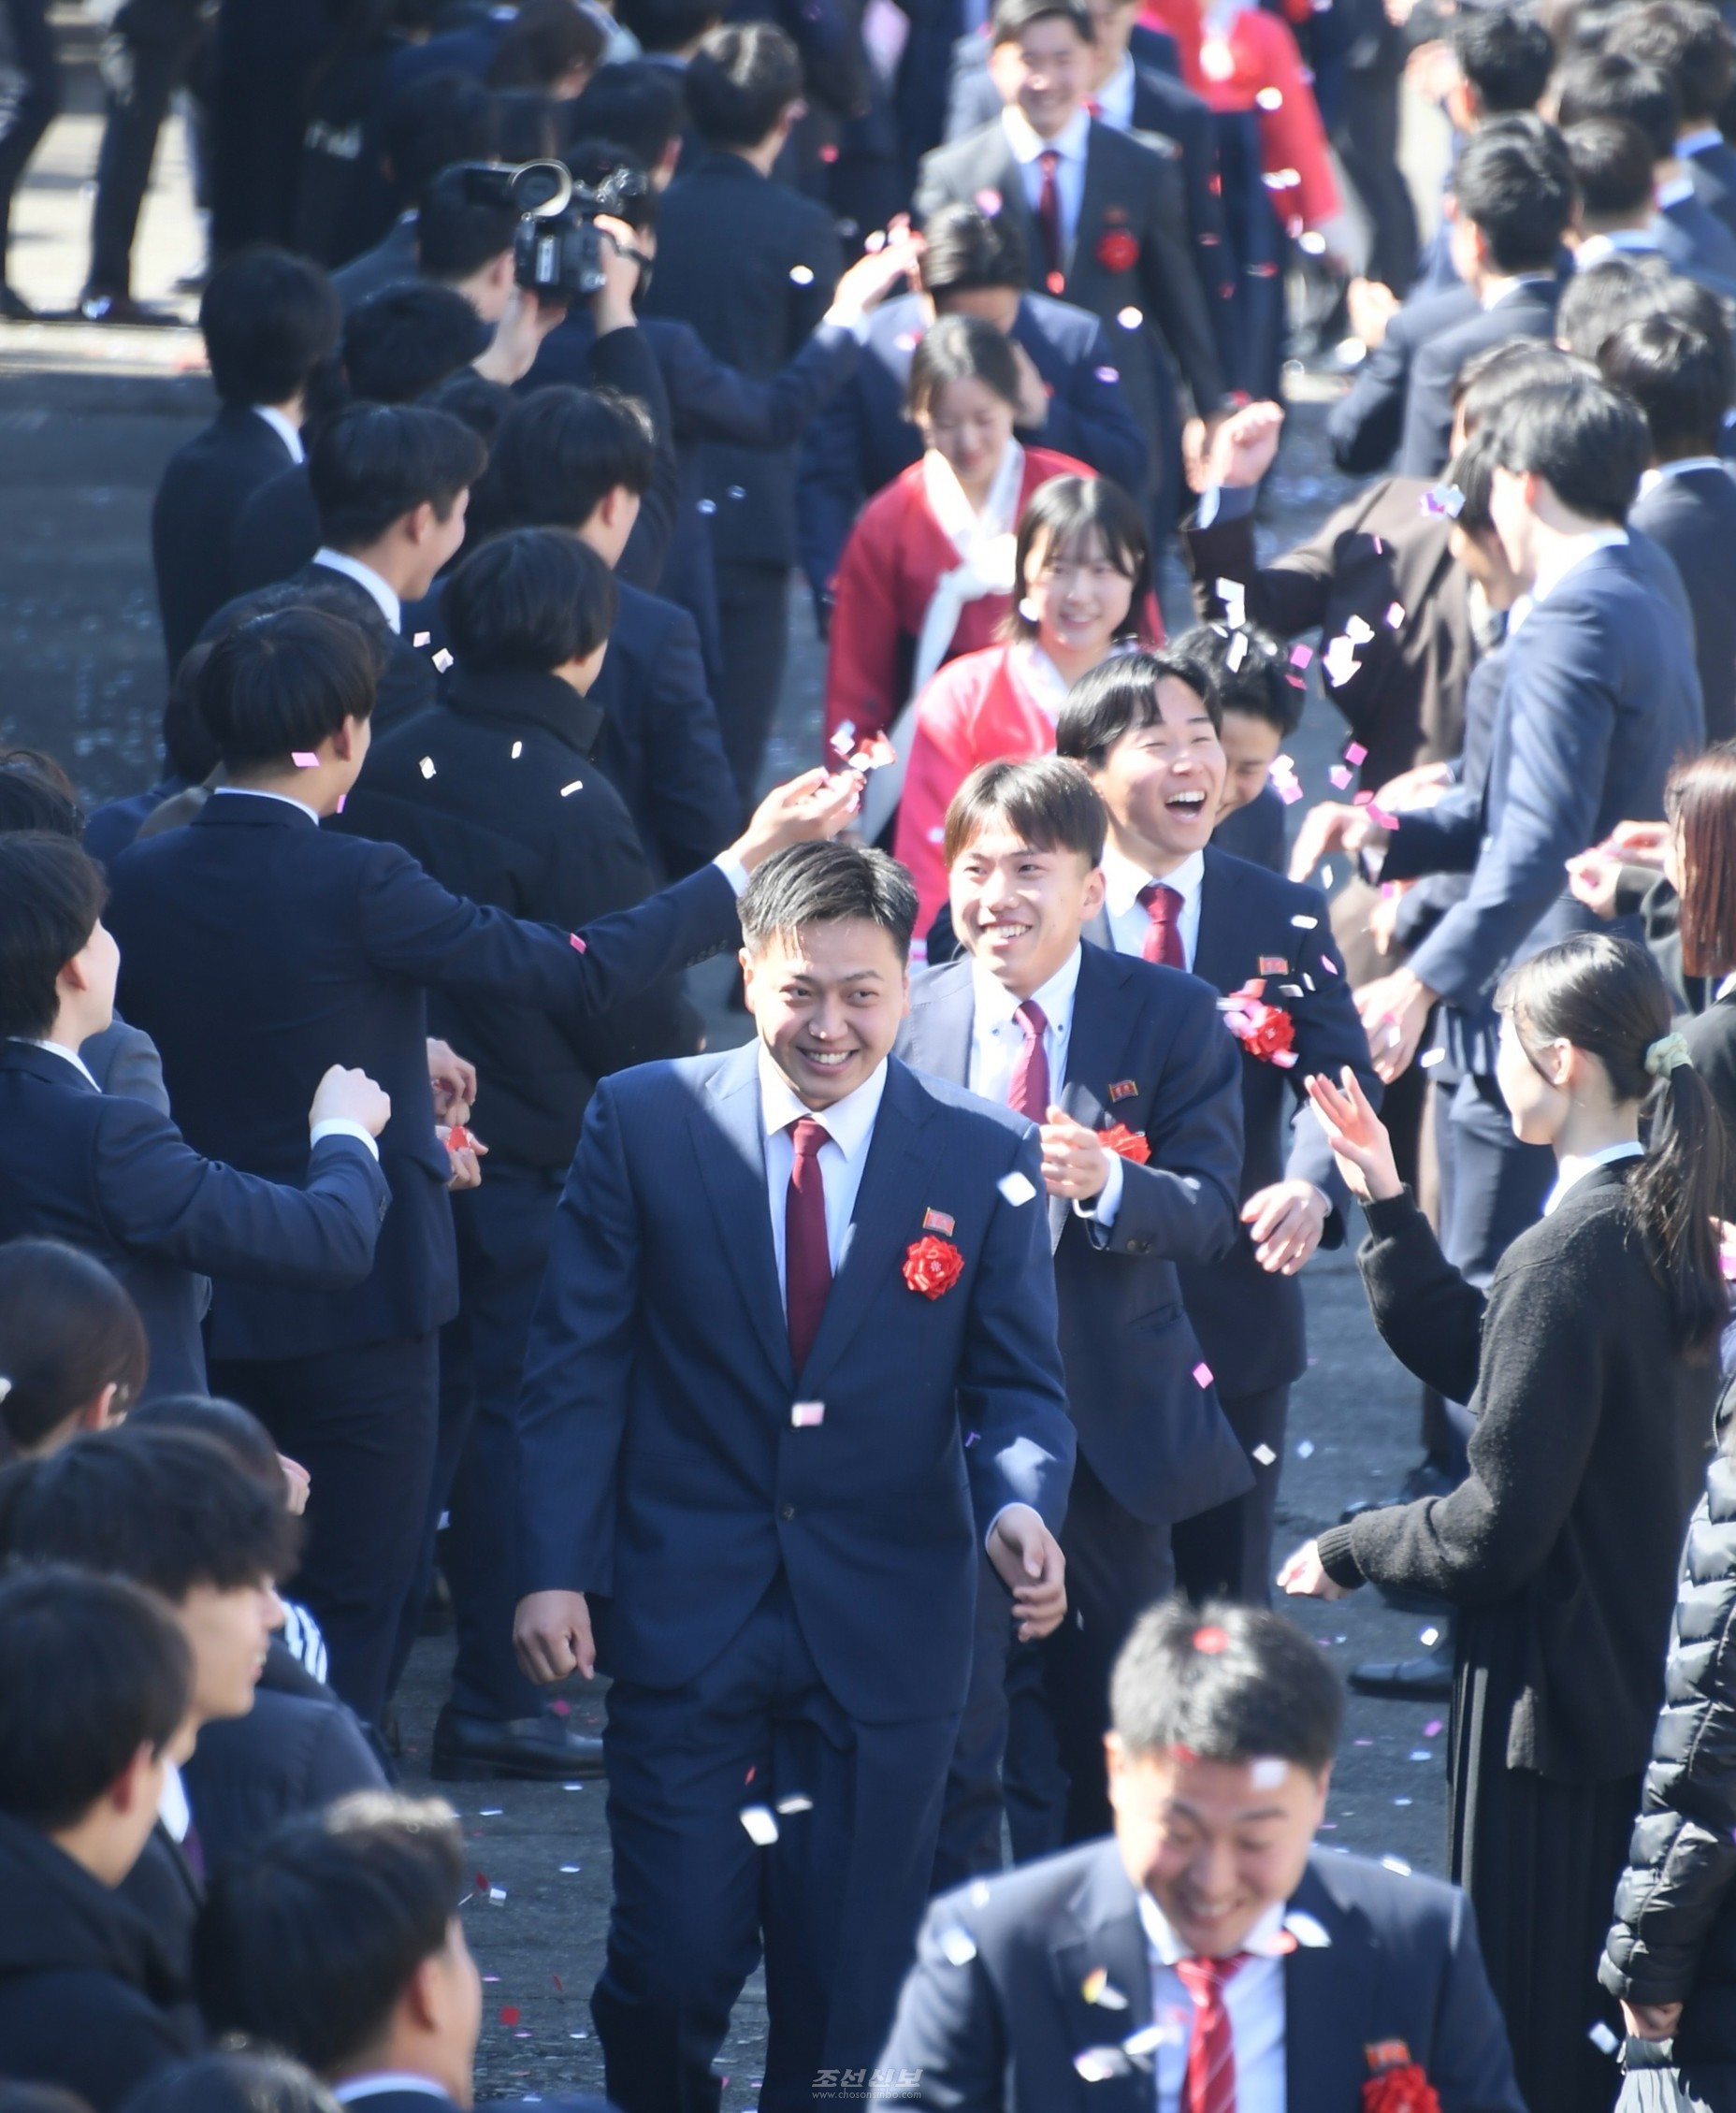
1280, 933, 1727, 2113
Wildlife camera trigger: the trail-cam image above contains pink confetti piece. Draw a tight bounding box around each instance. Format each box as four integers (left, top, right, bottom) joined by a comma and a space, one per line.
1271, 1050, 1297, 1066
1344, 742, 1367, 765
1424, 1719, 1442, 1737
1192, 1360, 1214, 1387
335, 792, 347, 814
1328, 764, 1353, 789
1279, 780, 1303, 803
570, 933, 586, 953
791, 1400, 826, 1427
1288, 642, 1313, 669
1320, 955, 1339, 975
291, 751, 319, 768
1365, 801, 1400, 830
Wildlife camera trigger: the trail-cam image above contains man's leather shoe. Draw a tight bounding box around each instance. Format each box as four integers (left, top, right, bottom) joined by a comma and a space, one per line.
431, 1703, 605, 1781
1348, 1642, 1454, 1701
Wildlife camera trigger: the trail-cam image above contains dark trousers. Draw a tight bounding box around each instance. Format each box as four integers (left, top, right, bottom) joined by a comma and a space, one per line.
1171, 1381, 1289, 1607
714, 558, 790, 807
1335, 62, 1418, 294
0, 0, 59, 270
210, 1331, 440, 1729
88, 0, 204, 296
933, 1453, 1174, 1886
594, 1573, 959, 2113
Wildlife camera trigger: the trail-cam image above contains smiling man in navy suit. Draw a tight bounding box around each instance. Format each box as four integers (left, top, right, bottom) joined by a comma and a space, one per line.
513, 841, 1076, 2113
875, 1599, 1524, 2111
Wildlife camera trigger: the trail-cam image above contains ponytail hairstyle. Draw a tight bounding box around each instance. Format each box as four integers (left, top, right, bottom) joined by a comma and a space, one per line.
1497, 933, 1727, 1357
1666, 742, 1736, 981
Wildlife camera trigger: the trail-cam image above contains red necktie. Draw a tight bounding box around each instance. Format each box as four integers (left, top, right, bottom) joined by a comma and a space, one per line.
1176, 1953, 1247, 2113
1007, 998, 1050, 1122
784, 1117, 832, 1374
1034, 148, 1063, 281
1136, 880, 1185, 968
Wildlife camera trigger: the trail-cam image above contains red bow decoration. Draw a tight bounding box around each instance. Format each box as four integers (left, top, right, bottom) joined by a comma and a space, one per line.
1222, 985, 1298, 1067
1097, 1122, 1150, 1164
1363, 2044, 1441, 2113
904, 1235, 965, 1299
1096, 228, 1140, 272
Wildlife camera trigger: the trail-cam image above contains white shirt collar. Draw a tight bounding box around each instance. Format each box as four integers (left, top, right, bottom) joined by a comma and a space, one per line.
1094, 51, 1136, 130
1480, 271, 1555, 311
330, 2077, 452, 2105
1530, 527, 1628, 606
14, 1037, 100, 1090
1138, 1891, 1292, 1965
1576, 228, 1660, 267
1657, 172, 1697, 210
1101, 841, 1206, 920
1681, 127, 1724, 159
969, 942, 1083, 1035
312, 547, 402, 632
1543, 1138, 1644, 1217
212, 784, 322, 824
253, 403, 305, 464
1001, 100, 1091, 166
1641, 456, 1730, 493
756, 1044, 889, 1163
157, 1761, 191, 1843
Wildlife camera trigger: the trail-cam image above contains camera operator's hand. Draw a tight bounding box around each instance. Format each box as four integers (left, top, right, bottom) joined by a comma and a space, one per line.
822, 220, 923, 330
591, 213, 648, 337
474, 284, 569, 384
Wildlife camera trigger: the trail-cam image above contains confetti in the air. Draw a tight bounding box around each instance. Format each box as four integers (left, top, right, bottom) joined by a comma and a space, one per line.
419, 757, 436, 778
559, 779, 584, 797
432, 648, 454, 672
1252, 1443, 1276, 1464
940, 1927, 978, 1966
740, 1806, 779, 1846
998, 1171, 1038, 1207
1192, 1360, 1214, 1387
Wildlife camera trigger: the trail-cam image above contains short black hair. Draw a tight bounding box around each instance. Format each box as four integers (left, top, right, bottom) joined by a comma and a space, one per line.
568, 62, 686, 168
686, 22, 803, 148
195, 1792, 466, 2071
200, 249, 341, 409
0, 1565, 191, 1831
990, 0, 1094, 45
0, 834, 107, 1041
615, 0, 720, 54
486, 0, 608, 90
163, 642, 224, 784
480, 384, 655, 531
1601, 306, 1735, 456
1007, 474, 1149, 644
0, 1426, 300, 1600
1452, 4, 1554, 113
442, 528, 617, 672
341, 283, 493, 406
906, 311, 1021, 422
1555, 51, 1682, 161
414, 165, 519, 282
381, 69, 499, 210
1110, 1599, 1344, 1774
1447, 426, 1503, 533
1607, 0, 1735, 124
0, 748, 83, 839
920, 203, 1028, 296
121, 2054, 343, 2113
1489, 370, 1651, 521
126, 1395, 288, 1496
943, 756, 1106, 869
419, 366, 515, 447
309, 400, 485, 550
0, 1239, 148, 1456
1055, 645, 1222, 766
1176, 620, 1301, 735
1449, 112, 1576, 272
1565, 114, 1655, 215
739, 842, 919, 960
197, 605, 381, 771
1555, 253, 1679, 362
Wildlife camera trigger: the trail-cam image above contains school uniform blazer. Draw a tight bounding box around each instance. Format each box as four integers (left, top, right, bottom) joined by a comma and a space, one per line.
1629, 462, 1736, 746
152, 401, 299, 674
898, 944, 1251, 1527
1396, 277, 1560, 480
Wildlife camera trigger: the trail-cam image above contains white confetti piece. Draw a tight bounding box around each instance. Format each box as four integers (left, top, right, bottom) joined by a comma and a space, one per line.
998, 1171, 1037, 1207
1323, 635, 1361, 687
1251, 1443, 1276, 1465
1381, 1856, 1410, 1874
1420, 1626, 1440, 1647
1249, 1757, 1287, 1789
1226, 630, 1248, 672
1588, 2022, 1619, 2055
1255, 84, 1283, 108
969, 1881, 991, 1907
789, 264, 815, 284
1284, 1911, 1331, 1947
1291, 914, 1317, 929
1215, 577, 1247, 630
559, 1863, 581, 1873
1329, 764, 1353, 789
1345, 615, 1374, 645
740, 1805, 779, 1846
481, 1807, 503, 1816
1409, 1750, 1431, 1761
413, 631, 431, 646
1076, 2048, 1131, 2082
1419, 1048, 1445, 1068
563, 1782, 585, 1790
939, 1927, 977, 1966
419, 756, 436, 778
774, 1794, 814, 1814
790, 1401, 825, 1427
511, 740, 523, 759
1296, 1439, 1314, 1458
1320, 866, 1333, 890
1116, 306, 1143, 330
488, 1886, 508, 1903
432, 648, 454, 672
559, 778, 584, 797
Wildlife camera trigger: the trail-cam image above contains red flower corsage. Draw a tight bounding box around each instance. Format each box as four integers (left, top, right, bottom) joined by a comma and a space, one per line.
1096, 228, 1140, 272
1363, 2044, 1441, 2113
904, 1235, 965, 1299
1222, 986, 1298, 1067
1097, 1122, 1150, 1164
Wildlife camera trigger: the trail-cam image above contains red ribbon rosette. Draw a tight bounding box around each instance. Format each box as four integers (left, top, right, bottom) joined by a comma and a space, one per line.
1097, 1122, 1150, 1164
904, 1235, 965, 1299
1095, 229, 1140, 272
1363, 2065, 1441, 2113
1222, 987, 1298, 1067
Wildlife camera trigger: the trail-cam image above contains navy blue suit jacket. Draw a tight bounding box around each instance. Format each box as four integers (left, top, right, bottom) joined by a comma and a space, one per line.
1326, 282, 1477, 477
514, 1044, 1075, 1725
84, 778, 193, 869
796, 290, 1150, 605
106, 793, 741, 1359
1396, 277, 1559, 479
152, 402, 299, 674
897, 947, 1249, 1527
874, 1837, 1525, 2112
1088, 849, 1378, 1396
0, 1041, 388, 1397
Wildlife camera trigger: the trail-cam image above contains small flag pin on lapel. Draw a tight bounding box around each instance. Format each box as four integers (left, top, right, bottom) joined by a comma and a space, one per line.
1107, 1078, 1137, 1102
923, 1208, 956, 1236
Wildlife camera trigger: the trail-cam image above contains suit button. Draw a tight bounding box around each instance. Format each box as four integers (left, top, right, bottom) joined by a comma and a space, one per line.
780, 1504, 797, 1521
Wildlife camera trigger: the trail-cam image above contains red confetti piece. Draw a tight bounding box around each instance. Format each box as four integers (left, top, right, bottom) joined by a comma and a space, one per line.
475, 1871, 489, 1889
552, 1974, 565, 1993
1192, 1625, 1229, 1654
499, 2006, 520, 2025
445, 1123, 472, 1153
549, 1697, 571, 1716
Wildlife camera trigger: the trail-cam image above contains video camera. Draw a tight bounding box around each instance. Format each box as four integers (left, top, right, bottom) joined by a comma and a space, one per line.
456, 159, 650, 304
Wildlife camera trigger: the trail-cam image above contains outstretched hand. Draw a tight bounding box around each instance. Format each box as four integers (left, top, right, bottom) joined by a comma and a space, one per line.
1305, 1065, 1403, 1204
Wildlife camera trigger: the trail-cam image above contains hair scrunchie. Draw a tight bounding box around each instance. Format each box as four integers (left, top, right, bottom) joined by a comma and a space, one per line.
1645, 1032, 1693, 1078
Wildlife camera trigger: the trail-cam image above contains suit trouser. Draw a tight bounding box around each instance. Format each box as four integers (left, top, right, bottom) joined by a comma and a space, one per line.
88, 0, 204, 295
210, 1331, 440, 1729
594, 1572, 958, 2113
1334, 61, 1418, 294
713, 557, 790, 807
0, 0, 59, 270
1170, 1381, 1290, 1608
933, 1452, 1174, 1886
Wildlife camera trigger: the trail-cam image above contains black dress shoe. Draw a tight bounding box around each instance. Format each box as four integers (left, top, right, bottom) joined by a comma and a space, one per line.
1348, 1642, 1454, 1701
77, 290, 181, 326
0, 284, 36, 322
431, 1702, 606, 1781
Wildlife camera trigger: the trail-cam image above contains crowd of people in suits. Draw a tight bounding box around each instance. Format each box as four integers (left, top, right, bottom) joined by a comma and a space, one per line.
15, 0, 1736, 2109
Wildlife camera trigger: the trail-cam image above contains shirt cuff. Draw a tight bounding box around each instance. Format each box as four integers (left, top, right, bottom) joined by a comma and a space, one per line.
1075, 1146, 1124, 1226
714, 853, 750, 897
310, 1119, 380, 1162
984, 1499, 1038, 1554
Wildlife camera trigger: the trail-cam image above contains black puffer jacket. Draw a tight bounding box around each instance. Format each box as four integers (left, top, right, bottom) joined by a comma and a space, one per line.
1602, 1444, 1736, 2067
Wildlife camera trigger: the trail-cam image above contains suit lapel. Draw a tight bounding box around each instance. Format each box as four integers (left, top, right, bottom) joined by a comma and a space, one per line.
1068, 124, 1110, 282
690, 1048, 794, 1392
976, 129, 1042, 288
1281, 1864, 1377, 2113
1049, 1845, 1155, 2111
1054, 948, 1141, 1248
1190, 849, 1247, 998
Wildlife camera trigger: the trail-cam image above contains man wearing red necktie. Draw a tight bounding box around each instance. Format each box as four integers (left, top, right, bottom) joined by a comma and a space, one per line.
875, 1599, 1525, 2112
511, 841, 1075, 2113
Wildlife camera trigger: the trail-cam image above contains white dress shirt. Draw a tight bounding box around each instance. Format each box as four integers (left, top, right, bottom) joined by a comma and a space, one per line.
1682, 127, 1724, 160
331, 2077, 452, 2105
1002, 103, 1091, 256
1528, 526, 1628, 609
1100, 844, 1206, 966
14, 1036, 100, 1089
1093, 51, 1137, 132
1656, 172, 1697, 210
1640, 455, 1731, 495
253, 403, 306, 464
157, 1759, 192, 1843
1479, 269, 1555, 312
966, 944, 1122, 1223
1542, 1138, 1644, 1217
1139, 1894, 1289, 2113
760, 1046, 890, 1295
312, 546, 402, 632
212, 783, 322, 824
